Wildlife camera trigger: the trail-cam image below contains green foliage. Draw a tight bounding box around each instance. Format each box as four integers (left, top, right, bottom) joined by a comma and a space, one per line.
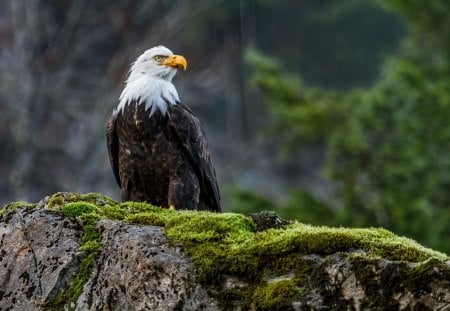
252, 0, 406, 89
282, 190, 335, 226
243, 1, 450, 253
245, 49, 345, 145
382, 0, 450, 35
226, 185, 278, 214
61, 202, 96, 218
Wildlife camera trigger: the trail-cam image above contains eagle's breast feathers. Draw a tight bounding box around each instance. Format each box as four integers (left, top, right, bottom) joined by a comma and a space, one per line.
117, 77, 179, 117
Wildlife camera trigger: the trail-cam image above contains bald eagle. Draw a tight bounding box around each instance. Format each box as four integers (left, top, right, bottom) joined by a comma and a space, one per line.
106, 46, 220, 212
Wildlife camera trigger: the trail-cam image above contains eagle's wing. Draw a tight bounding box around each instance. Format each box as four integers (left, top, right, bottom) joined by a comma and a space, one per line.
167, 104, 221, 212
106, 112, 121, 188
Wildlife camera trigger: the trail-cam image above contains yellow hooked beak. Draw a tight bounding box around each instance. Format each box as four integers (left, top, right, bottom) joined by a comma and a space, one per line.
163, 55, 187, 71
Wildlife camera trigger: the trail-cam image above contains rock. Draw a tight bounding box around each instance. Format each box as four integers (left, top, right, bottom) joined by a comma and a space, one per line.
248, 210, 289, 231
0, 206, 83, 310
0, 193, 449, 310
76, 219, 217, 310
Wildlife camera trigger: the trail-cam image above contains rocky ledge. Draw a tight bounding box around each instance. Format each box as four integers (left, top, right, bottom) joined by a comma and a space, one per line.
0, 192, 449, 310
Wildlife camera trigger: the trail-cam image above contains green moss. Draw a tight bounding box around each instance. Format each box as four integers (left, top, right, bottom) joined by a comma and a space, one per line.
121, 201, 162, 213
45, 251, 99, 310
43, 194, 111, 310
47, 192, 118, 210
61, 202, 96, 218
43, 215, 101, 310
125, 212, 167, 227
162, 219, 446, 284
247, 224, 445, 262
252, 280, 301, 310
3, 201, 36, 210
120, 202, 447, 308
4, 192, 449, 309
0, 201, 36, 221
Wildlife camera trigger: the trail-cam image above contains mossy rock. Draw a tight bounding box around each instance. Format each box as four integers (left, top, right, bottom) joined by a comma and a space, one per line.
2, 192, 448, 310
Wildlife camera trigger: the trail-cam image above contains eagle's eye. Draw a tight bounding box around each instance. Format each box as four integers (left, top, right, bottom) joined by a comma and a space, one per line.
153, 55, 167, 62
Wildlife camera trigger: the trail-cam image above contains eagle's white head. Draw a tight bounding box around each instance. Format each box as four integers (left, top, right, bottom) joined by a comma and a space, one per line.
117, 46, 187, 116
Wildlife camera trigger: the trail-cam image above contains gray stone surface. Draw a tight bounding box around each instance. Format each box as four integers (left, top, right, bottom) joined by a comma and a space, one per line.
76, 219, 218, 310
0, 206, 83, 310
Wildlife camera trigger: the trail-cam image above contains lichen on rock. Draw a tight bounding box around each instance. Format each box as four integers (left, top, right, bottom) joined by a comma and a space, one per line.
0, 192, 449, 310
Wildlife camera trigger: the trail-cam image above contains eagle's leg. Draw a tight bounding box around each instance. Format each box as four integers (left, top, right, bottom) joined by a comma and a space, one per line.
168, 172, 200, 210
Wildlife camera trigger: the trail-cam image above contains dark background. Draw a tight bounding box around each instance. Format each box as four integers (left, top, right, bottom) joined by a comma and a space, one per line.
1, 0, 449, 253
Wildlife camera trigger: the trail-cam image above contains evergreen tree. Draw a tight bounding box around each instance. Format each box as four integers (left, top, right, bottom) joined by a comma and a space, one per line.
240, 0, 450, 253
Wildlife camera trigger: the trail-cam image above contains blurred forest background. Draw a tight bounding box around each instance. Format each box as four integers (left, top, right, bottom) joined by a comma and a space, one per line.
1, 0, 449, 253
